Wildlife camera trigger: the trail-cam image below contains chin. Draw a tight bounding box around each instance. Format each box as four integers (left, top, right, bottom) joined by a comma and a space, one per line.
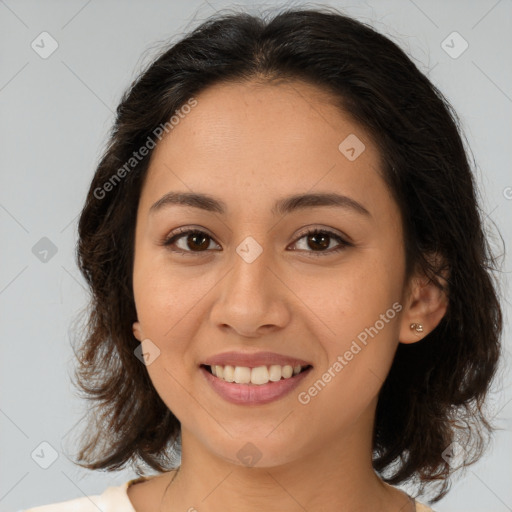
204, 430, 312, 469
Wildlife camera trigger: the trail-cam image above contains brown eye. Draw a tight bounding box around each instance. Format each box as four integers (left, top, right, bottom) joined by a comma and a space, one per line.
291, 228, 351, 256
306, 232, 330, 251
162, 227, 351, 257
163, 229, 220, 254
183, 232, 210, 251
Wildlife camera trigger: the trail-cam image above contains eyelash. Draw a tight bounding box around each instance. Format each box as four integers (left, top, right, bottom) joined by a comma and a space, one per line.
161, 227, 352, 257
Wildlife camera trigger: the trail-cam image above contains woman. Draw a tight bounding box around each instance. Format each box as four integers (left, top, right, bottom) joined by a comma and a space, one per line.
23, 6, 502, 512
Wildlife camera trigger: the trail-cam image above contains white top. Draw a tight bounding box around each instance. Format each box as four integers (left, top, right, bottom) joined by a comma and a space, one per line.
20, 477, 436, 511
21, 479, 138, 512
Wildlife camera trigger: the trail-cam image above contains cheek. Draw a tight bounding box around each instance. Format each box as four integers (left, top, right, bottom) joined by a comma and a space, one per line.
290, 253, 402, 342
290, 255, 402, 410
131, 251, 221, 404
295, 303, 400, 431
132, 255, 204, 418
132, 249, 212, 341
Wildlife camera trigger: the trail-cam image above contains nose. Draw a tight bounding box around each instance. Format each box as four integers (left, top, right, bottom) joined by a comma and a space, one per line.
208, 239, 291, 338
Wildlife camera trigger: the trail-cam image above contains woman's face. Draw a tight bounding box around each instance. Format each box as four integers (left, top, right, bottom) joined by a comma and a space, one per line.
132, 80, 412, 467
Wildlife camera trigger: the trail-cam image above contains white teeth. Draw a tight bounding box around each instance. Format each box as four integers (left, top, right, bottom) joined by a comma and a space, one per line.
223, 365, 235, 382
208, 363, 307, 385
234, 366, 251, 384
251, 366, 269, 385
281, 365, 293, 378
269, 365, 282, 381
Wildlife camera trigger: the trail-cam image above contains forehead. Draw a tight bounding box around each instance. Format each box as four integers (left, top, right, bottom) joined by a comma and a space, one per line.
140, 79, 390, 218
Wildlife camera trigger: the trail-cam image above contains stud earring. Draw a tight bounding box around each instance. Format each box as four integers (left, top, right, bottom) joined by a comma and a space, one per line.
410, 323, 424, 333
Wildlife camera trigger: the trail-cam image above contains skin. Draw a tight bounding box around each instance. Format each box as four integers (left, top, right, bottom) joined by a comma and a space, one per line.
129, 80, 448, 512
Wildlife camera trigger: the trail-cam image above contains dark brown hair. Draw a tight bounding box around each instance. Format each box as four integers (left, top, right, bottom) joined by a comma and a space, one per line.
72, 6, 503, 503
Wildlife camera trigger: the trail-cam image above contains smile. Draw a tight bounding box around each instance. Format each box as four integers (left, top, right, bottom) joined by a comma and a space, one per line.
204, 364, 311, 385
200, 363, 313, 405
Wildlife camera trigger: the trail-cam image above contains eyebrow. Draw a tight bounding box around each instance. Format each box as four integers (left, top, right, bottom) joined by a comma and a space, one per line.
149, 191, 371, 217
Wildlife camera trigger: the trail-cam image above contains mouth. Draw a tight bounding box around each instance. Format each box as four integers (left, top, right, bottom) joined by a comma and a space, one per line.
199, 356, 313, 405
201, 363, 313, 385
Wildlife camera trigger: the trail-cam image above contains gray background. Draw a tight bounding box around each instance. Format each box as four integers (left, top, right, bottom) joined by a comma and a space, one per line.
1, 1, 511, 511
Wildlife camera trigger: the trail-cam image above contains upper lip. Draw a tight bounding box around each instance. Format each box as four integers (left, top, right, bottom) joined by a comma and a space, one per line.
202, 351, 312, 368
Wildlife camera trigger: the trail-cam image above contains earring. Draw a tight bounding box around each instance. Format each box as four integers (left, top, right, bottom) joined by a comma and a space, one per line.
410, 323, 424, 333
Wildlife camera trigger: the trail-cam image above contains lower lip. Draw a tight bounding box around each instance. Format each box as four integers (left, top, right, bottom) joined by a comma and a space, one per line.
200, 366, 312, 405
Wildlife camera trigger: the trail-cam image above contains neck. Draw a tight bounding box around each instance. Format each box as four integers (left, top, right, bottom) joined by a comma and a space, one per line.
158, 406, 414, 512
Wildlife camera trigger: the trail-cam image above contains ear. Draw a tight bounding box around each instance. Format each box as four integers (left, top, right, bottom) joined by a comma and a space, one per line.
399, 256, 449, 344
132, 320, 144, 342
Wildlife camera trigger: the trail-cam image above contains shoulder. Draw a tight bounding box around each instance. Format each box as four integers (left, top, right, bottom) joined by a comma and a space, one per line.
20, 479, 138, 512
